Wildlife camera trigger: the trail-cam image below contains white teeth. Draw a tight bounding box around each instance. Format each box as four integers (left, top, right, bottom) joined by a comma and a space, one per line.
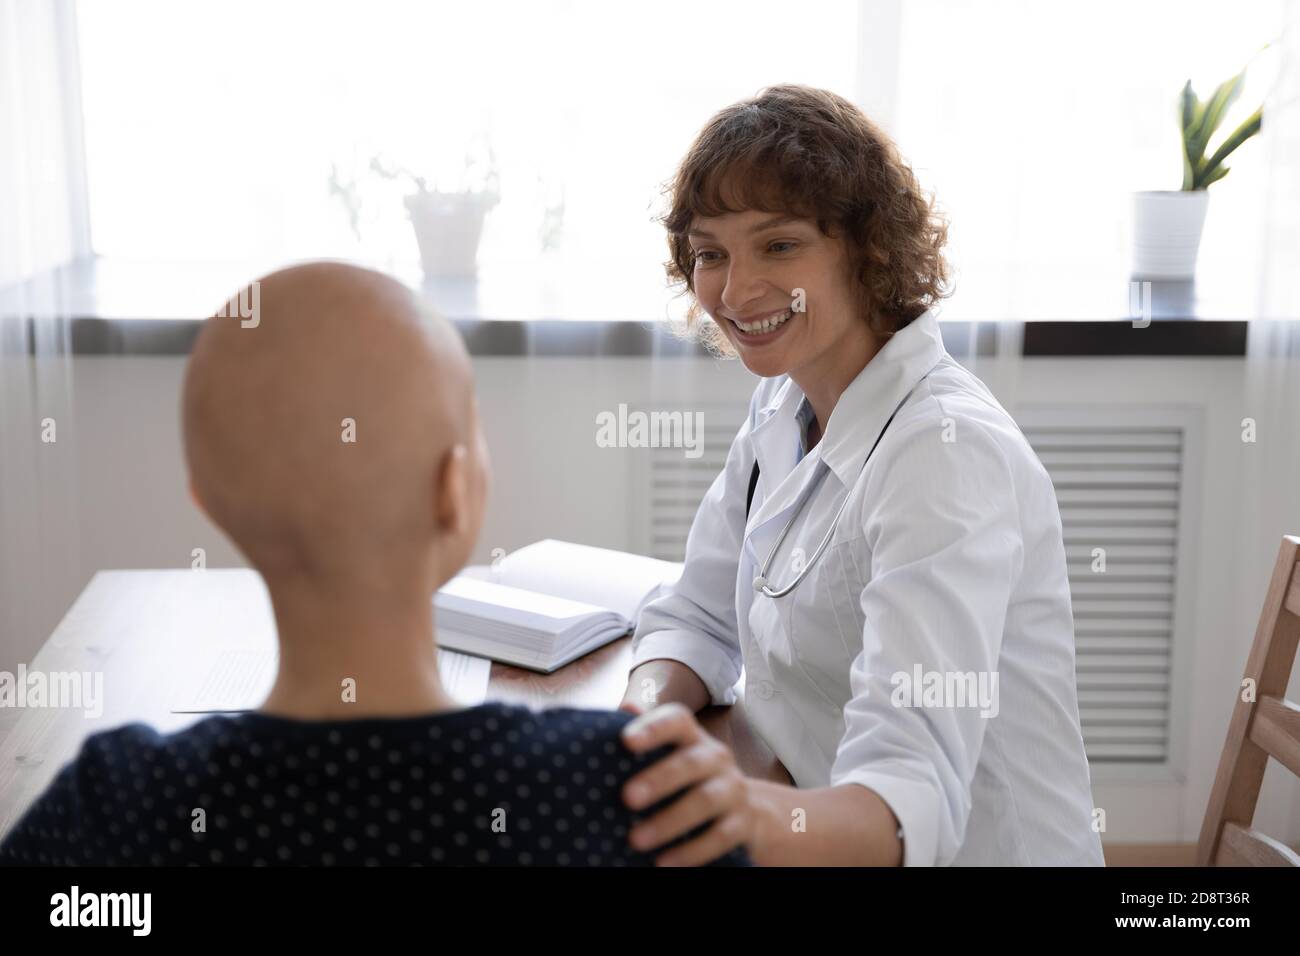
735, 309, 793, 334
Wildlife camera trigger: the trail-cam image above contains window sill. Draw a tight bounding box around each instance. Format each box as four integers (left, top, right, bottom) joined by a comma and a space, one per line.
1, 256, 1279, 357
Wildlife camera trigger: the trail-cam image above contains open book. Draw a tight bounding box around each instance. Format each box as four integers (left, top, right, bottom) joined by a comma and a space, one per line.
434, 539, 683, 673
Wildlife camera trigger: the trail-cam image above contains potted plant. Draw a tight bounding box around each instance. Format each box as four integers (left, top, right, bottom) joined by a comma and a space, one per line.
370, 148, 500, 279
1131, 60, 1265, 278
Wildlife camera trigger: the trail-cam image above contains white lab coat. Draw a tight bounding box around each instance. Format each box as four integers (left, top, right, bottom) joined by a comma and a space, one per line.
631, 308, 1104, 866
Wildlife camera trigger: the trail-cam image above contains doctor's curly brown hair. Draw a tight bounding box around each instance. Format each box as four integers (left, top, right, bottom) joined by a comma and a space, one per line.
660, 84, 951, 355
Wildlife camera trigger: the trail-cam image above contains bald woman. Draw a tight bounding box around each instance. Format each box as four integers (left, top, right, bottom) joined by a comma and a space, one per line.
0, 263, 748, 868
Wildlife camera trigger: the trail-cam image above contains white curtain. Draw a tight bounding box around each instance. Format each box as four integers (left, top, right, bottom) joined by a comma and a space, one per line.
0, 0, 88, 671
1238, 0, 1300, 840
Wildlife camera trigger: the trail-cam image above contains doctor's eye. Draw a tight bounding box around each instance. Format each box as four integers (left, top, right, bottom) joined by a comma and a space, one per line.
692, 250, 723, 265
767, 241, 799, 254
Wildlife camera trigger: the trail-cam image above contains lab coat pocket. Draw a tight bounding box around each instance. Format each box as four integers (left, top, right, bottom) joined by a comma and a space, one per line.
746, 571, 793, 658
785, 541, 862, 709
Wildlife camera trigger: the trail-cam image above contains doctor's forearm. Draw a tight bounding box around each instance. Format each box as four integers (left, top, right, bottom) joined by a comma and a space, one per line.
623, 659, 710, 713
746, 779, 904, 866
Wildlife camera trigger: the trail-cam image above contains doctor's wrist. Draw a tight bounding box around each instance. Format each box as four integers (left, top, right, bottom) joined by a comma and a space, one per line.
742, 778, 798, 866
740, 779, 907, 866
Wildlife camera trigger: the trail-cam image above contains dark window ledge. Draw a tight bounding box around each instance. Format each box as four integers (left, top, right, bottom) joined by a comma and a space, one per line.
31, 314, 1249, 358
3, 256, 1286, 358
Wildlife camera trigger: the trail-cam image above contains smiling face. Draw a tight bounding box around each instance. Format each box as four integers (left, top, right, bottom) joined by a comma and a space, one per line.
688, 209, 879, 382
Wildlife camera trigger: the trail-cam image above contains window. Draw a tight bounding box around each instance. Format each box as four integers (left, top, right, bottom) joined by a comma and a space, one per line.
75, 0, 857, 316
75, 0, 1285, 319
889, 0, 1284, 317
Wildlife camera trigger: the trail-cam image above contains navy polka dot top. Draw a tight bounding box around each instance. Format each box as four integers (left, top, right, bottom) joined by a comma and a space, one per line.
0, 703, 751, 867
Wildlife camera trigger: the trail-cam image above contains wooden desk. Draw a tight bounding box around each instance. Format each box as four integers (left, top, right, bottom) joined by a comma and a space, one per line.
0, 569, 789, 840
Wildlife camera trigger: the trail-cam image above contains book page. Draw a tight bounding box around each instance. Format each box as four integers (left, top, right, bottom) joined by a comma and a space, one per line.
491, 540, 682, 622
437, 575, 607, 626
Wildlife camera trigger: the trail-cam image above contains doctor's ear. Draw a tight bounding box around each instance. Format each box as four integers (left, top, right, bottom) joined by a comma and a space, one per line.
434, 443, 471, 537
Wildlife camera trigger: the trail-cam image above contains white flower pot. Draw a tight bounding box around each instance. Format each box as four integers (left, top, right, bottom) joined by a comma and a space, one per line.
405, 191, 495, 278
1130, 190, 1210, 279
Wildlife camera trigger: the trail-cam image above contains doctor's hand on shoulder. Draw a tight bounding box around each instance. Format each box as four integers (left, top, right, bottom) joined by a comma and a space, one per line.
616, 668, 904, 867
616, 698, 758, 866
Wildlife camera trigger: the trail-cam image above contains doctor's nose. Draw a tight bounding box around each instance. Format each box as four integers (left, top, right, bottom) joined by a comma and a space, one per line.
719, 262, 769, 317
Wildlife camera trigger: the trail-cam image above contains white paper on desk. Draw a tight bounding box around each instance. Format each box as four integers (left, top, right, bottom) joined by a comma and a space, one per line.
170, 644, 277, 713
434, 648, 492, 705
170, 646, 491, 712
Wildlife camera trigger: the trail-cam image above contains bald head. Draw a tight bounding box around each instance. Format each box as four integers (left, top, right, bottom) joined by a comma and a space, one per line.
182, 262, 485, 584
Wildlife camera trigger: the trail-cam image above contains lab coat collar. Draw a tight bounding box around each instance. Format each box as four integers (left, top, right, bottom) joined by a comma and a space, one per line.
746, 308, 947, 534
747, 376, 821, 536
817, 307, 947, 487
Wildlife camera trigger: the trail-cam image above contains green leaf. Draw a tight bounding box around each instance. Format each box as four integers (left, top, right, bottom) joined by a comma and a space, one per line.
1181, 136, 1197, 190
1187, 69, 1246, 163
1182, 96, 1210, 168
1180, 80, 1198, 134
1197, 165, 1231, 189
1198, 106, 1263, 187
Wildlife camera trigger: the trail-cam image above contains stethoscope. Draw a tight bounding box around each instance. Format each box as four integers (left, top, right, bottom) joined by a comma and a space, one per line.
751, 366, 937, 599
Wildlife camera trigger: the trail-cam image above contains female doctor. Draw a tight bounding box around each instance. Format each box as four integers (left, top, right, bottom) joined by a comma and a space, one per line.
616, 85, 1102, 867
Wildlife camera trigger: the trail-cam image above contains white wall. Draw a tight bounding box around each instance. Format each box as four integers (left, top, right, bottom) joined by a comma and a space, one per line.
1, 348, 1297, 846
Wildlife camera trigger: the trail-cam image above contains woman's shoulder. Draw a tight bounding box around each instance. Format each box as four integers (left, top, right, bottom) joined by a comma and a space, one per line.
879, 359, 1053, 487
894, 359, 1024, 442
